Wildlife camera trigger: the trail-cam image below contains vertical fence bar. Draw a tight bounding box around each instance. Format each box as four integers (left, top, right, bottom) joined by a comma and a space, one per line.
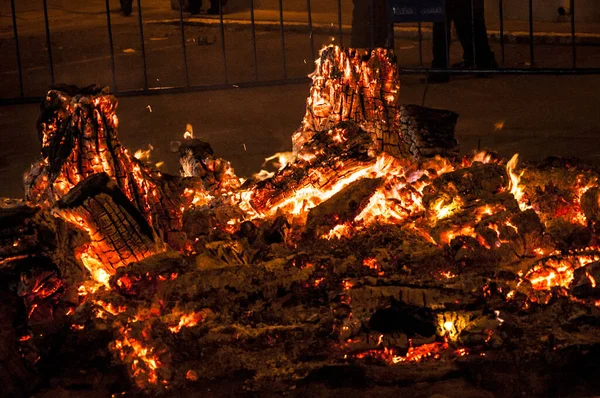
444, 17, 450, 68
178, 0, 190, 87
337, 0, 343, 47
10, 0, 23, 97
104, 0, 117, 91
250, 0, 259, 81
470, 0, 477, 68
369, 0, 377, 49
418, 21, 423, 67
528, 0, 534, 67
571, 0, 576, 68
306, 0, 315, 61
42, 0, 55, 85
218, 0, 229, 84
278, 0, 287, 79
499, 0, 505, 67
136, 0, 148, 90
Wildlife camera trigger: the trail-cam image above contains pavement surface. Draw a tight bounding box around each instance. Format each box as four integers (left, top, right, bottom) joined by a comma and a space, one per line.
2, 73, 600, 199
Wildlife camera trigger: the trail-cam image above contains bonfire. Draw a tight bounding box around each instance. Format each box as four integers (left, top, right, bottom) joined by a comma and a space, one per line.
2, 47, 600, 397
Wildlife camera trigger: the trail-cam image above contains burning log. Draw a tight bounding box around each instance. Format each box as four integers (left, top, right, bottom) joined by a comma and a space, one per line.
54, 173, 165, 281
304, 178, 383, 238
246, 121, 377, 216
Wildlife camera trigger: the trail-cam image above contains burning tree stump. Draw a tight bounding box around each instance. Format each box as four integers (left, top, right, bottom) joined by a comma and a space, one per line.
293, 46, 459, 161
25, 85, 186, 245
293, 46, 402, 156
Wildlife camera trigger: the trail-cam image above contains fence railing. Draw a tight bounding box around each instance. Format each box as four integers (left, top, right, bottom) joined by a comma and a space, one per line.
2, 0, 600, 105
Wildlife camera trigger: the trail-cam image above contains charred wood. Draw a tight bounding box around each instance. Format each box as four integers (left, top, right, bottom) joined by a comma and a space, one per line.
54, 173, 165, 274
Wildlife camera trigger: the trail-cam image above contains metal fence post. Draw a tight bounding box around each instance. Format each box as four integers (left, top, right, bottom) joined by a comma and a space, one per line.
306, 0, 315, 60
105, 0, 117, 91
278, 0, 287, 79
218, 0, 229, 84
470, 0, 477, 68
178, 0, 190, 87
337, 0, 344, 47
250, 0, 259, 81
136, 0, 149, 90
42, 0, 55, 85
571, 0, 576, 68
528, 0, 535, 67
418, 21, 423, 67
499, 0, 505, 67
10, 0, 23, 97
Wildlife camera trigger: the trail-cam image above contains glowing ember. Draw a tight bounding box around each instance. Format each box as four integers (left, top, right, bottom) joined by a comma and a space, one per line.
168, 311, 206, 333
523, 257, 598, 291
362, 258, 384, 276
356, 340, 450, 364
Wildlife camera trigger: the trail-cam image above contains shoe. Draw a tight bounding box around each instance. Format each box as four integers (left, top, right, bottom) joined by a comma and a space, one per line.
206, 7, 219, 15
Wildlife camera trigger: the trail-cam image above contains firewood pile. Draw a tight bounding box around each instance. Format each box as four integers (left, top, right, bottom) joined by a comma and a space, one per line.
1, 47, 600, 397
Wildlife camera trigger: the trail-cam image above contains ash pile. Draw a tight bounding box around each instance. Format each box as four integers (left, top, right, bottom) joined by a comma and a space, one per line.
2, 47, 600, 397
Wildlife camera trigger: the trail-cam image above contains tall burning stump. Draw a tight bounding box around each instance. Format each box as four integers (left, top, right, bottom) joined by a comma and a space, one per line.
293, 46, 459, 161
293, 46, 402, 156
25, 86, 185, 245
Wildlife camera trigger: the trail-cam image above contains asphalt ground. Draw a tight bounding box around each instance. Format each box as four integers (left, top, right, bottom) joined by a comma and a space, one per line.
2, 72, 600, 199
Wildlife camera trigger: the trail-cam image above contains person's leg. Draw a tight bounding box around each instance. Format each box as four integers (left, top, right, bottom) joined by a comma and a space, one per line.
430, 14, 452, 82
452, 0, 476, 66
208, 0, 227, 14
471, 0, 497, 67
452, 0, 496, 67
432, 21, 451, 68
188, 0, 202, 15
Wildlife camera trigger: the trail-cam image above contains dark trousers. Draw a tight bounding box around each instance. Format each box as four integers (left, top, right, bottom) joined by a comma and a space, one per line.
432, 0, 495, 68
351, 0, 392, 48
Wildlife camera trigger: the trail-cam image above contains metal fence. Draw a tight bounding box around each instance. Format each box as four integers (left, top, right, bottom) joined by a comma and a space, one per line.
2, 0, 600, 105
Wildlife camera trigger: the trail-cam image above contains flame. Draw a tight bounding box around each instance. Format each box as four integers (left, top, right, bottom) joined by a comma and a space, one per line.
134, 144, 154, 162
506, 154, 529, 211
80, 248, 111, 288
432, 197, 461, 220
263, 152, 296, 170
168, 311, 205, 333
586, 272, 597, 288
183, 123, 194, 139
322, 223, 353, 240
